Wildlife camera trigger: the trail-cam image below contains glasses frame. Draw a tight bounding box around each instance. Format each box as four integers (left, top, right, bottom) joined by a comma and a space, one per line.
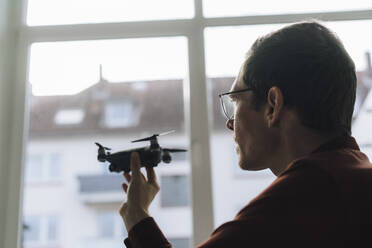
218, 88, 253, 121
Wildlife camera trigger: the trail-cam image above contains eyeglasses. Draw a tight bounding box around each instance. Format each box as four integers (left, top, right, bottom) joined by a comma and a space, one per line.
218, 88, 253, 121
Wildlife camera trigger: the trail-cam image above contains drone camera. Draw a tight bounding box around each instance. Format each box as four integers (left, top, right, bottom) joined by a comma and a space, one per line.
162, 151, 172, 164
98, 156, 106, 162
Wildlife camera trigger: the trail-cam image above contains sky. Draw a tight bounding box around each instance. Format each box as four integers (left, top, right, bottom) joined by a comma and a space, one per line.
27, 1, 372, 95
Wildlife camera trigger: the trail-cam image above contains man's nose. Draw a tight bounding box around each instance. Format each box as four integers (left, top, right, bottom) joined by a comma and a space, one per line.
226, 119, 234, 131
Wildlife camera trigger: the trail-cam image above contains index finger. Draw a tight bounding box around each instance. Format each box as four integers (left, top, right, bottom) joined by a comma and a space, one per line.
130, 152, 141, 177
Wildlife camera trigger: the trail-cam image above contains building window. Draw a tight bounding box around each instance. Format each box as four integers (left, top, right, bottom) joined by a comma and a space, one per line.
54, 109, 85, 125
98, 212, 115, 239
25, 154, 43, 181
47, 216, 58, 241
168, 237, 190, 248
23, 215, 59, 244
49, 153, 61, 179
160, 175, 190, 207
24, 216, 41, 242
97, 211, 127, 239
25, 153, 62, 182
104, 100, 140, 128
170, 148, 187, 162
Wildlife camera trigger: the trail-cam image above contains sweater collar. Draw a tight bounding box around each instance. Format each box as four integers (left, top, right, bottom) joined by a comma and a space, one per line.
311, 135, 360, 154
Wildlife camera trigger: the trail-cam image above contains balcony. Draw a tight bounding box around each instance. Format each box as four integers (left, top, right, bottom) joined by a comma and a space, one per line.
77, 174, 126, 204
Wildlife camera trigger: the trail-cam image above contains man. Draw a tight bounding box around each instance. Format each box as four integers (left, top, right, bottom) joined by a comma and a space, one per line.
119, 21, 372, 247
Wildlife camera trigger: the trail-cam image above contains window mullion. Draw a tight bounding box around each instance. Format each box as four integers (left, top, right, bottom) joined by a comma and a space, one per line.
186, 24, 214, 246
22, 19, 195, 43
205, 9, 372, 27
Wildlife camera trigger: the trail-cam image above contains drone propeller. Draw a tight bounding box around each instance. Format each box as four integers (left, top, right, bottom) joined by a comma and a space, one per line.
158, 130, 175, 136
131, 130, 175, 143
163, 148, 187, 153
95, 142, 112, 150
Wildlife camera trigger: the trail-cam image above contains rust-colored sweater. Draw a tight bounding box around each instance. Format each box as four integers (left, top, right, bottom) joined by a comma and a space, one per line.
124, 135, 372, 247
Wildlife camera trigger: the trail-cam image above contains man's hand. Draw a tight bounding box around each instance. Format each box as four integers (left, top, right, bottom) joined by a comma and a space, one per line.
119, 152, 160, 232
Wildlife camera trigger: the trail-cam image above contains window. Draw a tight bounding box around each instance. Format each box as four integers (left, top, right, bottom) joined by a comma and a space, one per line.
161, 175, 190, 207
23, 215, 59, 245
49, 153, 61, 179
25, 155, 43, 182
54, 109, 85, 125
104, 100, 139, 128
47, 216, 58, 241
353, 90, 372, 159
170, 149, 188, 162
25, 153, 62, 182
206, 20, 372, 227
8, 1, 371, 248
24, 36, 191, 248
168, 237, 191, 248
98, 212, 115, 238
23, 216, 41, 242
97, 211, 127, 239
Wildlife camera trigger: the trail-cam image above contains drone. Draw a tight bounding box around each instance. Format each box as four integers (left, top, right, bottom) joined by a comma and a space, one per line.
95, 131, 187, 173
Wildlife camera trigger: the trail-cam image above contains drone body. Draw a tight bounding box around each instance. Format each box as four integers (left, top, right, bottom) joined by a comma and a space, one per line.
95, 131, 186, 173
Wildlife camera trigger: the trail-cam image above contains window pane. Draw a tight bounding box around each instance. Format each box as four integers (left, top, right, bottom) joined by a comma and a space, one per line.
23, 216, 41, 242
55, 109, 85, 125
98, 212, 115, 238
203, 0, 372, 17
25, 154, 43, 181
27, 0, 194, 26
104, 101, 139, 128
168, 237, 191, 248
354, 91, 372, 158
47, 216, 59, 241
24, 37, 192, 248
49, 154, 61, 179
161, 175, 190, 207
205, 20, 372, 227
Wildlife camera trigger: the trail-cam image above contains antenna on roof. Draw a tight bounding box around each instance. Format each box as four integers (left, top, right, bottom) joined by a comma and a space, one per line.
99, 64, 104, 82
366, 52, 371, 75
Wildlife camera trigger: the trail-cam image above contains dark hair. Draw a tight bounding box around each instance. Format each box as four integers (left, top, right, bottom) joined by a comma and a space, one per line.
243, 21, 356, 135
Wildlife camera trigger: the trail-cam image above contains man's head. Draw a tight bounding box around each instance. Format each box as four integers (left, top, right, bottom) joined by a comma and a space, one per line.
228, 21, 357, 173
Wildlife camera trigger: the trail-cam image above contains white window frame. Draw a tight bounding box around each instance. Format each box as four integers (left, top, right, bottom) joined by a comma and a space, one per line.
1, 0, 372, 247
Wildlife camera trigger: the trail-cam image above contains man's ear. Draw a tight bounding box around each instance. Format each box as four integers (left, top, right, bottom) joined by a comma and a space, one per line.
265, 87, 283, 128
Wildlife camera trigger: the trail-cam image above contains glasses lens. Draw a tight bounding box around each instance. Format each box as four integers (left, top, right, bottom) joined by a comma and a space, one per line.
221, 95, 235, 120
